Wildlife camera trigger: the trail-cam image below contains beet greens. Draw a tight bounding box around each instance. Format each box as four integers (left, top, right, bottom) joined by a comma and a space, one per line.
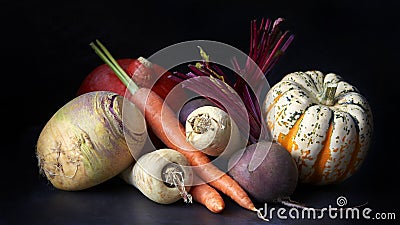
170, 18, 294, 144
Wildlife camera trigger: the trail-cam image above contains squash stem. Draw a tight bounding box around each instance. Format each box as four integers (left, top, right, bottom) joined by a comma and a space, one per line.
321, 84, 337, 106
90, 40, 139, 95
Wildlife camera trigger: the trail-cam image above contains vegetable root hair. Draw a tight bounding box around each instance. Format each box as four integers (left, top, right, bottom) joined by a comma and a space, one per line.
36, 141, 82, 179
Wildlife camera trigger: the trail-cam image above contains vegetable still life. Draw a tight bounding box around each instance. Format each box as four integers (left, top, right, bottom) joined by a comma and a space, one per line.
35, 16, 373, 221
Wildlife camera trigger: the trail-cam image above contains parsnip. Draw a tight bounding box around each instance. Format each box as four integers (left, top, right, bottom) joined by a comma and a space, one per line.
185, 106, 246, 157
120, 149, 193, 204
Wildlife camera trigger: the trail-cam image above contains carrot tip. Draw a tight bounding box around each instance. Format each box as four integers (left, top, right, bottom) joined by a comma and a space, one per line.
210, 208, 224, 214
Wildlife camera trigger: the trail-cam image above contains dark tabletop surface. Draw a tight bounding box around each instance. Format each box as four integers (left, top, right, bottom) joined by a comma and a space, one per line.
2, 0, 399, 224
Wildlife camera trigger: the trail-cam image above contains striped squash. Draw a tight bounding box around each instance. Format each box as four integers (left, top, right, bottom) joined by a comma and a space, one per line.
262, 71, 373, 184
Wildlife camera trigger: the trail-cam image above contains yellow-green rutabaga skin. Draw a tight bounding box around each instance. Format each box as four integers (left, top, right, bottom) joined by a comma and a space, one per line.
36, 91, 147, 190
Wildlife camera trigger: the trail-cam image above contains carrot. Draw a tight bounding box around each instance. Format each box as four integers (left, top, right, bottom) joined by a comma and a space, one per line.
190, 182, 225, 213
129, 75, 256, 211
90, 40, 256, 212
140, 57, 187, 113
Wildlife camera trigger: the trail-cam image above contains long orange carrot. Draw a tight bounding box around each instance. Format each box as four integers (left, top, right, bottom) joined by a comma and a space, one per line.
190, 172, 225, 213
131, 81, 255, 211
90, 40, 256, 212
190, 183, 225, 213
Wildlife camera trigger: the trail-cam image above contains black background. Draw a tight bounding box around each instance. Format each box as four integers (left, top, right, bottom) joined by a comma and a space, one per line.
2, 0, 399, 224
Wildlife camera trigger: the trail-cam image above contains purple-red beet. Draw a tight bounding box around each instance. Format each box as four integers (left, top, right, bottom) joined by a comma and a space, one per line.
228, 141, 298, 203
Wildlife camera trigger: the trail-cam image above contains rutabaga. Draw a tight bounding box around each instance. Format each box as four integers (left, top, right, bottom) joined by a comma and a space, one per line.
36, 91, 147, 190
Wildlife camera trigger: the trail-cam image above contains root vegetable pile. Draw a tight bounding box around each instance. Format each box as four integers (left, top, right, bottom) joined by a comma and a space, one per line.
34, 16, 372, 220
90, 40, 257, 212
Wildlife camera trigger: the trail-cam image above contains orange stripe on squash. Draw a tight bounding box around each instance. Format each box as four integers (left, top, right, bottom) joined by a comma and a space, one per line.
278, 114, 304, 153
265, 93, 283, 137
265, 93, 284, 115
310, 122, 334, 183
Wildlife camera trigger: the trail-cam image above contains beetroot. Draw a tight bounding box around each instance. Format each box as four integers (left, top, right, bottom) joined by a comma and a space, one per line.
228, 141, 298, 203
